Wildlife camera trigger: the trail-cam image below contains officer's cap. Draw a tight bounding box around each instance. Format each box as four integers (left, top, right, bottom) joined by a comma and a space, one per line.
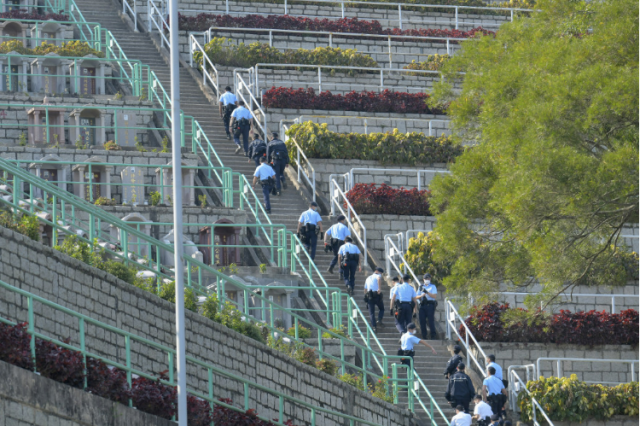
391, 276, 399, 282
407, 323, 416, 330
402, 274, 411, 281
337, 215, 346, 222
457, 363, 465, 370
423, 273, 432, 280
375, 267, 384, 273
272, 132, 279, 138
454, 344, 462, 353
490, 414, 500, 421
310, 201, 318, 207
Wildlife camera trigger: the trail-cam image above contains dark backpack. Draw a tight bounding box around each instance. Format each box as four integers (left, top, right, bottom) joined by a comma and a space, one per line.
268, 140, 288, 161
252, 141, 267, 159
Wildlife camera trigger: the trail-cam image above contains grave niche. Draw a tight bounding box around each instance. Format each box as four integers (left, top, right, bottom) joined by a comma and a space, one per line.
0, 21, 27, 47
160, 229, 202, 268
115, 110, 140, 147
30, 20, 67, 47
28, 154, 69, 197
26, 99, 65, 145
155, 161, 195, 206
69, 108, 106, 146
120, 164, 145, 205
30, 53, 68, 95
71, 156, 112, 202
68, 55, 106, 95
109, 212, 152, 258
0, 52, 29, 93
198, 219, 242, 266
1, 0, 34, 13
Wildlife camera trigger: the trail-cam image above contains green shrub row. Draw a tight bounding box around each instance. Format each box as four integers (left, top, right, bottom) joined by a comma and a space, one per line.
193, 37, 377, 72
402, 231, 451, 285
518, 376, 639, 423
0, 40, 105, 57
285, 121, 464, 165
0, 211, 40, 242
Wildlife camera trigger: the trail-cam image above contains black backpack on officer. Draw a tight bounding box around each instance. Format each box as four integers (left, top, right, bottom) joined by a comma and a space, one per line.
250, 139, 267, 160
268, 140, 288, 163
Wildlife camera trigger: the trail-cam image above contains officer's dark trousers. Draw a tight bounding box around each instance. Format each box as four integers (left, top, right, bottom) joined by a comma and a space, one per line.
223, 112, 232, 136
272, 159, 286, 190
330, 241, 344, 272
304, 232, 318, 260
234, 126, 250, 154
253, 157, 261, 167
398, 303, 413, 333
394, 311, 402, 333
343, 260, 358, 290
419, 302, 437, 339
449, 399, 470, 413
367, 295, 384, 327
261, 184, 271, 211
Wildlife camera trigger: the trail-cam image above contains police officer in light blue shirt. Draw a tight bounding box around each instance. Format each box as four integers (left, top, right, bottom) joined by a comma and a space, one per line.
364, 267, 385, 331
482, 367, 507, 418
338, 237, 361, 295
252, 157, 275, 214
218, 86, 237, 139
486, 355, 504, 383
389, 276, 402, 332
297, 202, 323, 261
323, 215, 351, 275
229, 100, 253, 155
398, 323, 437, 369
390, 274, 417, 334
416, 273, 438, 340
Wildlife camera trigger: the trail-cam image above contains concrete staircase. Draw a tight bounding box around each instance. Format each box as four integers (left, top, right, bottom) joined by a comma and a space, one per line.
70, 0, 459, 423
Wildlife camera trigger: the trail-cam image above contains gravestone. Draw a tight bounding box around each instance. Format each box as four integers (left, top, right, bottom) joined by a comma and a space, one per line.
116, 111, 139, 147
120, 165, 145, 206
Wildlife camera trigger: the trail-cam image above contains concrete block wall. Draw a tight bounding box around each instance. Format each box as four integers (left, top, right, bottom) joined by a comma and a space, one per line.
0, 227, 417, 426
298, 158, 449, 198
469, 342, 639, 384
136, 0, 511, 32
0, 94, 156, 146
553, 417, 639, 426
266, 107, 449, 136
180, 30, 462, 67
0, 147, 199, 205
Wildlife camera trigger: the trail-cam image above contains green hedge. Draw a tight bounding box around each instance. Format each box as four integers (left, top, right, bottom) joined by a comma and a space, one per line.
518, 376, 639, 423
285, 121, 464, 165
193, 37, 377, 71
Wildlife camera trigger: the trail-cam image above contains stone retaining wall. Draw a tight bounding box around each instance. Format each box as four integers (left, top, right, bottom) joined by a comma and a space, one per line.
553, 417, 638, 426
0, 227, 417, 426
135, 0, 511, 31
0, 359, 172, 426
469, 342, 639, 384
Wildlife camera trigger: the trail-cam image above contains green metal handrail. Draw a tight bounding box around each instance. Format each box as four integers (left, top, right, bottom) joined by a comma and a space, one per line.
0, 277, 402, 426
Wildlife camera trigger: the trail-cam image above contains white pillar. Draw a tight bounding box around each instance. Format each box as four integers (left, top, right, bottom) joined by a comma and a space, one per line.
98, 62, 105, 95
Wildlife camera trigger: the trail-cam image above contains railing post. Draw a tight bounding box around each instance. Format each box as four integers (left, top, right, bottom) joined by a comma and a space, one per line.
284, 0, 287, 14
341, 2, 344, 18
28, 296, 36, 372
398, 5, 402, 30
388, 36, 392, 68
318, 66, 322, 93
455, 7, 459, 29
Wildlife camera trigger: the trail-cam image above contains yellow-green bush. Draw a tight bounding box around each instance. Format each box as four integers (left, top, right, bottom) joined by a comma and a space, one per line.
518, 375, 639, 423
402, 231, 451, 285
404, 54, 450, 73
285, 121, 463, 166
0, 40, 104, 57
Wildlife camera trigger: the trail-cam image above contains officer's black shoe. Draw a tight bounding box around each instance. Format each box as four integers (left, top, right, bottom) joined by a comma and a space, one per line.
327, 266, 334, 274
373, 327, 378, 333
377, 320, 385, 327
266, 209, 271, 214
226, 133, 231, 140
282, 180, 288, 189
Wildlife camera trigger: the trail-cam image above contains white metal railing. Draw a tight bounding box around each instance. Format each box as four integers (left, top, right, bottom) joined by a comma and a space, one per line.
204, 26, 464, 64
346, 167, 450, 191
508, 365, 554, 426
234, 69, 268, 136
177, 0, 534, 30
482, 291, 639, 314
148, 0, 169, 47
281, 121, 316, 202
189, 33, 221, 99
295, 115, 451, 136
384, 233, 422, 291
122, 0, 138, 31
536, 358, 637, 385
445, 299, 489, 376
254, 63, 443, 98
329, 175, 368, 267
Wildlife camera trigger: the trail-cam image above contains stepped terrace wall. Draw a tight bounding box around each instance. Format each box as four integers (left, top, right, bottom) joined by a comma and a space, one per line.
0, 227, 417, 426
180, 30, 462, 67
135, 0, 510, 31
469, 342, 639, 384
0, 359, 173, 426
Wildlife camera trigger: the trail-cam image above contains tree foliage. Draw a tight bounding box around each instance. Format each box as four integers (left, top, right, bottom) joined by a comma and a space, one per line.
428, 0, 639, 310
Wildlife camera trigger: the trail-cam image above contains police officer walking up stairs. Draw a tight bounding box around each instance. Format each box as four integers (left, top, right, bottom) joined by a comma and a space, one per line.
252, 156, 275, 214
445, 363, 475, 413
398, 323, 437, 369
416, 273, 439, 340
389, 276, 402, 332
266, 132, 289, 196
229, 100, 253, 156
338, 236, 361, 295
364, 267, 385, 332
483, 367, 508, 419
323, 215, 350, 276
297, 202, 323, 261
218, 86, 236, 140
247, 133, 267, 166
390, 274, 417, 334
444, 344, 463, 379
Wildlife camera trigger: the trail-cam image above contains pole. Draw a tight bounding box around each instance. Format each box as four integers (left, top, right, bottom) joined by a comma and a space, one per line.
169, 0, 187, 423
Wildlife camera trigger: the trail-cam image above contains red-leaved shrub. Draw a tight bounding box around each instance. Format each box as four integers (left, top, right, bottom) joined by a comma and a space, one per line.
130, 371, 177, 420
177, 13, 494, 41
461, 302, 639, 346
86, 357, 131, 402
35, 338, 86, 388
263, 87, 443, 114
0, 10, 69, 21
346, 183, 431, 216
0, 322, 34, 370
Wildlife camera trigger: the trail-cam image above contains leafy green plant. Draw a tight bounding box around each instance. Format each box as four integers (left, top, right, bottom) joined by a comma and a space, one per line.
286, 121, 463, 166
518, 376, 639, 423
75, 137, 88, 150
138, 87, 147, 102
94, 197, 116, 206
149, 191, 161, 206
18, 132, 27, 146
287, 325, 312, 339
315, 358, 338, 376
134, 136, 147, 152
321, 326, 348, 339
157, 281, 199, 312
33, 40, 105, 58
160, 136, 169, 153
203, 297, 265, 344
294, 347, 317, 368
403, 54, 450, 73
132, 276, 157, 294
0, 39, 31, 55
227, 263, 239, 275
198, 194, 207, 208
103, 140, 121, 151
259, 263, 267, 274
0, 212, 40, 242
402, 231, 451, 285
368, 376, 394, 403
201, 293, 219, 320
113, 91, 124, 101
337, 373, 366, 391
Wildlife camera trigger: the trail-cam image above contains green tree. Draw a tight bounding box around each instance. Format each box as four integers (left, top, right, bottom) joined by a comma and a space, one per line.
428, 0, 639, 311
